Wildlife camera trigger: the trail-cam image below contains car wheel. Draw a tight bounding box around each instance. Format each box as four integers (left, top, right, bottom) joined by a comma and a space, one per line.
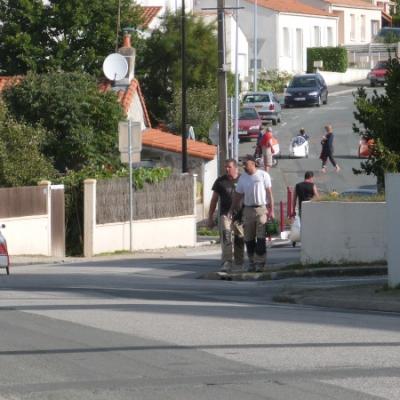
272, 158, 278, 167
316, 96, 322, 107
272, 118, 277, 126
323, 95, 328, 105
370, 80, 375, 87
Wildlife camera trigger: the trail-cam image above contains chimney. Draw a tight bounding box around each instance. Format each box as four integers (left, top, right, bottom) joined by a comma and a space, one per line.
118, 31, 136, 83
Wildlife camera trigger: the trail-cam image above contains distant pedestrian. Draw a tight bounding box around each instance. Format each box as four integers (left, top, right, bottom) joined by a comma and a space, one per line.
230, 155, 274, 272
208, 159, 244, 272
292, 171, 319, 217
260, 127, 275, 172
298, 127, 309, 141
320, 125, 340, 173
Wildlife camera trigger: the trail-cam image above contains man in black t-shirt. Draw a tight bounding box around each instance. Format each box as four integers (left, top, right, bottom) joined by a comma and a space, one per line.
293, 171, 319, 217
208, 159, 244, 272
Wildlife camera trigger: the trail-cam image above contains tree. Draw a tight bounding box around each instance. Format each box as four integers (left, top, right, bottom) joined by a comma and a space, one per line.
2, 72, 124, 172
0, 100, 55, 187
353, 57, 400, 189
136, 11, 218, 124
0, 0, 142, 75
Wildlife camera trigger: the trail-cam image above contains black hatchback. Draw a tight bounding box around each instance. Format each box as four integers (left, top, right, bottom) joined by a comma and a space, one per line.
284, 73, 328, 107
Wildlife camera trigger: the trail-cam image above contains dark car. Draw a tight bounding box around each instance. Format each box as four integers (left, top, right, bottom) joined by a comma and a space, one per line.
238, 107, 262, 142
368, 61, 388, 87
242, 91, 282, 125
284, 73, 328, 107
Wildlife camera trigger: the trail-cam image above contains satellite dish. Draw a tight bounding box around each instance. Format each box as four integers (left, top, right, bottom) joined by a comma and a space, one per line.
103, 53, 128, 81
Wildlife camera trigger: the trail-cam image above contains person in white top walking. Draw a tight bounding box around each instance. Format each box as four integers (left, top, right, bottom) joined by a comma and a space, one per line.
229, 155, 274, 272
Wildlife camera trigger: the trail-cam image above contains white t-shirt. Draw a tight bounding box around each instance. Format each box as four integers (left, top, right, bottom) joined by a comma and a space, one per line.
236, 169, 272, 206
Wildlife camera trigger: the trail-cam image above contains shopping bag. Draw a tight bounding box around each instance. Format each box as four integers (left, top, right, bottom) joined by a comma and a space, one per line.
266, 218, 279, 236
289, 216, 301, 242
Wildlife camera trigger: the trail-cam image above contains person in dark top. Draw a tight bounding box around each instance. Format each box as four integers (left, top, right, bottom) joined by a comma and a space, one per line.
208, 159, 244, 272
293, 171, 319, 217
320, 125, 340, 173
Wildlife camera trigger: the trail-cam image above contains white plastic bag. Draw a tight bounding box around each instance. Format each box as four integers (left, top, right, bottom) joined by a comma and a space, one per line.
289, 216, 301, 242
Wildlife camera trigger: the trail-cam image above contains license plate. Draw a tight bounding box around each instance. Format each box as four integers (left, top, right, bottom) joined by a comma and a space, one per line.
294, 97, 306, 101
239, 130, 247, 135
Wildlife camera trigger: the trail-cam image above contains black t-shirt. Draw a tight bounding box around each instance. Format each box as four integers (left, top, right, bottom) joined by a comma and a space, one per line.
295, 181, 315, 213
212, 174, 239, 215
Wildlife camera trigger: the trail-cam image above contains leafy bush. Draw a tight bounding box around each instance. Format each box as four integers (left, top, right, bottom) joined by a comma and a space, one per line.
257, 70, 292, 93
307, 47, 348, 73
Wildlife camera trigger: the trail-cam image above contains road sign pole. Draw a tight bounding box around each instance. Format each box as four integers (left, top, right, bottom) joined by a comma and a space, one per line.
128, 119, 133, 252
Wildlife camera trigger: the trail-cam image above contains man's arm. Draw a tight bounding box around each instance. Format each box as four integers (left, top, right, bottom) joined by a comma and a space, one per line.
292, 189, 298, 217
266, 187, 274, 219
207, 191, 219, 228
313, 184, 320, 199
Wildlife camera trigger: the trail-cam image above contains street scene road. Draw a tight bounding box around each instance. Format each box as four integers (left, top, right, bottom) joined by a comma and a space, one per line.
0, 247, 397, 400
239, 82, 380, 203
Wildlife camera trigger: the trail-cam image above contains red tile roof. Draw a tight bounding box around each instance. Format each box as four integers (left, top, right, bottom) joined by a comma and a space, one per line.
143, 128, 217, 160
325, 0, 380, 9
141, 6, 162, 28
247, 0, 333, 17
0, 76, 21, 92
98, 79, 151, 128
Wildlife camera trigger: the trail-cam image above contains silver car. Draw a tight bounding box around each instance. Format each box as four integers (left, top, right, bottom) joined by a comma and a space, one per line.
242, 91, 282, 125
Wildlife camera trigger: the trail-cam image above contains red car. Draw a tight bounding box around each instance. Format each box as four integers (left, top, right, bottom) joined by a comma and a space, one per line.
238, 107, 262, 142
368, 61, 388, 87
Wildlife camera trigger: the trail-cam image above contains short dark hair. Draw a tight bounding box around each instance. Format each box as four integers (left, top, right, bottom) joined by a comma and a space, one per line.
225, 158, 238, 167
304, 171, 314, 179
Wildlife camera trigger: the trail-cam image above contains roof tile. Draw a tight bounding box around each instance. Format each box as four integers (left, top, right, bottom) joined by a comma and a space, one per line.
247, 0, 333, 17
325, 0, 380, 9
142, 128, 217, 160
141, 6, 162, 28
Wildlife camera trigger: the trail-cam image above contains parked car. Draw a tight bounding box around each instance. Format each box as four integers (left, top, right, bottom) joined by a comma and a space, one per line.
340, 188, 378, 197
284, 73, 328, 107
368, 61, 388, 87
238, 107, 262, 142
242, 91, 282, 125
358, 136, 375, 158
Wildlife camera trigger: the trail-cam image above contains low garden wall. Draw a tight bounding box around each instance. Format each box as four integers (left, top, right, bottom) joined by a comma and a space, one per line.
301, 201, 386, 264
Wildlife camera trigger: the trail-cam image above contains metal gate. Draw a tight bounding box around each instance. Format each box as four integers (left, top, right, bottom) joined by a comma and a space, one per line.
50, 185, 65, 257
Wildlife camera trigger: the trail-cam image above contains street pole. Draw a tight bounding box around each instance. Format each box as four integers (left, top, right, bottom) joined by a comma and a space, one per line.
181, 0, 188, 173
128, 119, 133, 252
233, 0, 240, 162
217, 0, 228, 175
253, 0, 258, 91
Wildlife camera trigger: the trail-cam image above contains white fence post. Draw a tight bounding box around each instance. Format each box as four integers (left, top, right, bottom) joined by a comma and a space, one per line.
84, 179, 97, 257
38, 180, 52, 256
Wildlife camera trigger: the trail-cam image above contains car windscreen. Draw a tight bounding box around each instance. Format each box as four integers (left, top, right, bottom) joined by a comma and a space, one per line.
374, 61, 388, 69
239, 109, 259, 119
243, 94, 270, 103
289, 77, 317, 88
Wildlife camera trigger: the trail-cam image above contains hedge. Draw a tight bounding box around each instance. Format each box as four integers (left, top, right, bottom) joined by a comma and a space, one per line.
307, 47, 348, 73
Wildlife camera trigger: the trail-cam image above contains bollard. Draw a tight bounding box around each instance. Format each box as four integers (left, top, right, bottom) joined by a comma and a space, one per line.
287, 186, 293, 218
280, 201, 285, 233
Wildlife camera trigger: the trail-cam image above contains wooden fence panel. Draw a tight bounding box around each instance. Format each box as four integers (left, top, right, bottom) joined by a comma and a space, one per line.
0, 186, 47, 218
96, 175, 194, 224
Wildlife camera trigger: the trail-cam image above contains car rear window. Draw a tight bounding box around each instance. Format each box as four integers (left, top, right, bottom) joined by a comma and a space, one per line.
243, 94, 270, 103
239, 108, 259, 119
374, 61, 388, 69
289, 77, 317, 88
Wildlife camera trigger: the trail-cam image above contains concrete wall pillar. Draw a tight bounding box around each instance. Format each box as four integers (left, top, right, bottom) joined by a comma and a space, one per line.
385, 173, 400, 287
84, 179, 97, 257
38, 180, 52, 256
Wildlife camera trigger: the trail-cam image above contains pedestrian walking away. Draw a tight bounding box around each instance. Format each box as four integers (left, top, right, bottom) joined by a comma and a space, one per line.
260, 127, 275, 172
292, 171, 319, 217
208, 159, 244, 272
320, 124, 340, 173
230, 155, 274, 272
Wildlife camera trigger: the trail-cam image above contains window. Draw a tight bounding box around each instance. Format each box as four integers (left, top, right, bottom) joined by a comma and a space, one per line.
243, 94, 270, 104
361, 15, 366, 41
371, 20, 380, 37
350, 14, 356, 40
250, 59, 262, 69
327, 27, 333, 46
314, 26, 321, 46
283, 27, 290, 56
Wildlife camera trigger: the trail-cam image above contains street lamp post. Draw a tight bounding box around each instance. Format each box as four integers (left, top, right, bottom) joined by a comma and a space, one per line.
253, 0, 258, 91
181, 0, 188, 173
233, 0, 240, 162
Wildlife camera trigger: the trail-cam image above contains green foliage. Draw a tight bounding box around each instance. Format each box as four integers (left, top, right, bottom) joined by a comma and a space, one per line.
55, 165, 172, 255
198, 226, 219, 236
307, 47, 348, 73
257, 70, 292, 93
0, 100, 56, 187
353, 58, 400, 189
168, 85, 218, 141
3, 71, 124, 172
0, 0, 142, 75
392, 15, 400, 27
136, 11, 218, 124
318, 193, 385, 202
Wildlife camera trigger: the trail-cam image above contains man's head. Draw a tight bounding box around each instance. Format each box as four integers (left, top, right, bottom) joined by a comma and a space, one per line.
304, 171, 314, 181
265, 127, 272, 134
325, 125, 333, 134
242, 154, 257, 174
299, 128, 305, 135
225, 158, 239, 178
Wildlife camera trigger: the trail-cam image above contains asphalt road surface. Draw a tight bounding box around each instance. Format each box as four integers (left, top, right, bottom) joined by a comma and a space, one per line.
0, 248, 397, 400
239, 83, 383, 204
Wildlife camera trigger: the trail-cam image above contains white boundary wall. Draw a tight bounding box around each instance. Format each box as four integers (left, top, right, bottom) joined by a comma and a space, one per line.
301, 201, 386, 264
320, 68, 370, 86
84, 178, 197, 256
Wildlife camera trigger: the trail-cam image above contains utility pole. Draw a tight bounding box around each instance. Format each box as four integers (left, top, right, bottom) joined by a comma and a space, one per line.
253, 0, 258, 91
181, 0, 188, 173
217, 0, 228, 175
233, 0, 240, 162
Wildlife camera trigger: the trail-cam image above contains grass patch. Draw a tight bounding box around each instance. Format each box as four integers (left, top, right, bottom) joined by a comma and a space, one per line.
317, 193, 385, 202
278, 260, 387, 271
95, 250, 132, 257
198, 226, 219, 236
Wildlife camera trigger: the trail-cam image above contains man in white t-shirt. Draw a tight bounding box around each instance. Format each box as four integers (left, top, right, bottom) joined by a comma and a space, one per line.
229, 154, 274, 272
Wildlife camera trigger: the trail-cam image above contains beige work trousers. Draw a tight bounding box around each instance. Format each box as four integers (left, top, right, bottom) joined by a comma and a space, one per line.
220, 215, 244, 266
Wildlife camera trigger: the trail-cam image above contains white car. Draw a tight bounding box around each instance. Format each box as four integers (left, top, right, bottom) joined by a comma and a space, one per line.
289, 135, 309, 158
